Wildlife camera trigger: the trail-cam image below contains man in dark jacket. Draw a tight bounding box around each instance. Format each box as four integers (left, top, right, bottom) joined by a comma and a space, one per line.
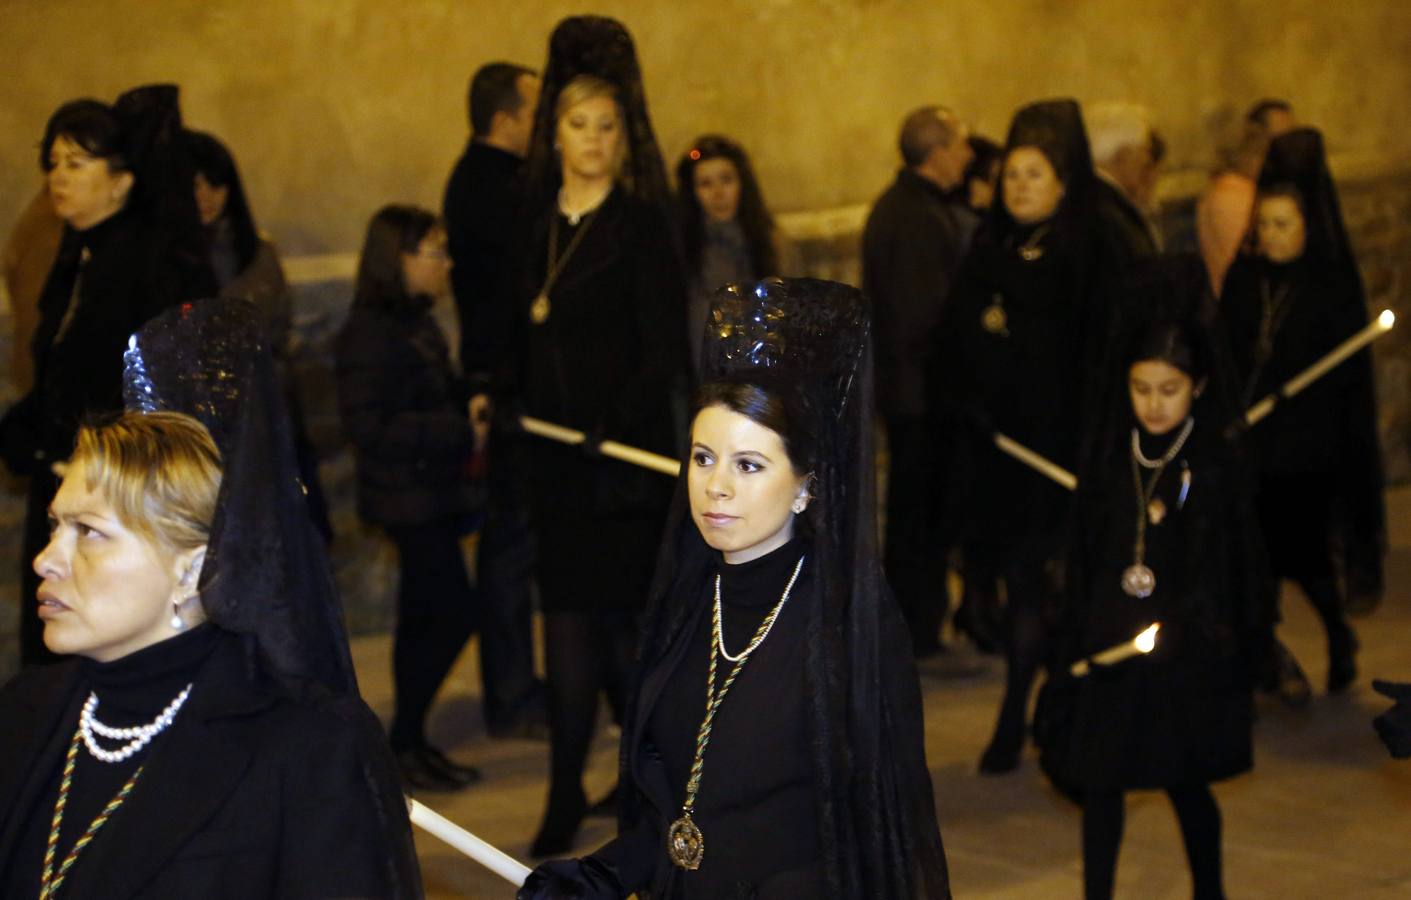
1086, 101, 1163, 262
441, 61, 546, 739
863, 105, 978, 656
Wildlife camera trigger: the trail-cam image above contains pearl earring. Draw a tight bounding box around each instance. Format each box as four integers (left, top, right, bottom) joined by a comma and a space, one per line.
170, 600, 184, 631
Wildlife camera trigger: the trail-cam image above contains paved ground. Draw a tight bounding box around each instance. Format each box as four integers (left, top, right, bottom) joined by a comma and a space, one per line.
351, 488, 1411, 899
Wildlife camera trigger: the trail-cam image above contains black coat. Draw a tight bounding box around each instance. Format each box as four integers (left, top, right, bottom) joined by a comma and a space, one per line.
862, 169, 978, 419
500, 188, 688, 611
1056, 432, 1266, 791
443, 140, 523, 384
0, 208, 215, 475
1093, 176, 1159, 265
335, 302, 479, 529
932, 221, 1111, 561
0, 636, 421, 899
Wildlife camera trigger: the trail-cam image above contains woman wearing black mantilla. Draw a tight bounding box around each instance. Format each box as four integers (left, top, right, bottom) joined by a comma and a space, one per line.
499, 16, 690, 856
931, 99, 1120, 774
519, 278, 949, 899
1218, 127, 1385, 701
0, 300, 421, 897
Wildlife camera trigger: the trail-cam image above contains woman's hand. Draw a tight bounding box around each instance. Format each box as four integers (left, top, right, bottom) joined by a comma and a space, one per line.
516, 856, 624, 899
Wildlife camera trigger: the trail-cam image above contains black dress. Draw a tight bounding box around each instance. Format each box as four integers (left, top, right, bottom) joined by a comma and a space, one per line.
1060, 429, 1256, 791
0, 628, 418, 899
504, 187, 688, 612
597, 538, 822, 899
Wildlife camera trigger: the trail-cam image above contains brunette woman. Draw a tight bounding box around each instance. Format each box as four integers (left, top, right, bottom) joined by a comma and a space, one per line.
1219, 128, 1384, 700
520, 279, 949, 899
933, 99, 1118, 774
1047, 285, 1273, 899
336, 205, 484, 791
675, 135, 782, 368
0, 85, 215, 666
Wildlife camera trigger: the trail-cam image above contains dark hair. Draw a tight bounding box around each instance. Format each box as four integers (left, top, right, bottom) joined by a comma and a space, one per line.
964, 135, 1003, 186
353, 205, 440, 312
691, 376, 818, 476
185, 130, 259, 272
40, 99, 129, 174
469, 62, 536, 136
1125, 319, 1211, 383
1246, 98, 1293, 127
1257, 181, 1305, 214
676, 135, 778, 281
898, 106, 959, 168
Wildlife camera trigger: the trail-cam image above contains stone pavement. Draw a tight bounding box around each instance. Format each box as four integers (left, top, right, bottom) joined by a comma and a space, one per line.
351, 488, 1411, 899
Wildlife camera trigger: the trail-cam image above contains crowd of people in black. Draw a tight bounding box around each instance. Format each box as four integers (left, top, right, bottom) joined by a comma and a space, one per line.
0, 12, 1409, 900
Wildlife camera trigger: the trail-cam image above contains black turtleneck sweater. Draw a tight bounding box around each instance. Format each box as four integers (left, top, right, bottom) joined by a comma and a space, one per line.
4, 626, 223, 897
647, 536, 821, 895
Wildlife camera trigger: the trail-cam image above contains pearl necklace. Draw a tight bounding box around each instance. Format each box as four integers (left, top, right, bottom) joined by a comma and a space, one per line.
79, 683, 193, 764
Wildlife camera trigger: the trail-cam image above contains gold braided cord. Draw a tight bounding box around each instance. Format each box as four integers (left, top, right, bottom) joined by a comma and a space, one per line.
39, 726, 146, 900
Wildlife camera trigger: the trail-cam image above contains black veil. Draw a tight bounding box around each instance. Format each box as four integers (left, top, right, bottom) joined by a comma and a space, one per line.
624, 279, 950, 898
1256, 128, 1386, 605
123, 298, 356, 699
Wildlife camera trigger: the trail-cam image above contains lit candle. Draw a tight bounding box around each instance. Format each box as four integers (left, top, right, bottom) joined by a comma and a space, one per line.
1245, 309, 1395, 427
1070, 623, 1161, 677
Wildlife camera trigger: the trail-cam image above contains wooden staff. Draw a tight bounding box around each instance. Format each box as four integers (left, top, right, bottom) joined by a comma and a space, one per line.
1245, 309, 1395, 426
408, 798, 532, 886
519, 415, 682, 477
1070, 623, 1161, 677
993, 432, 1078, 491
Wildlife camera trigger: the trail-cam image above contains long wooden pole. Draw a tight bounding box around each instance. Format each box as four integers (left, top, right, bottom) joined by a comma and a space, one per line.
519, 415, 682, 477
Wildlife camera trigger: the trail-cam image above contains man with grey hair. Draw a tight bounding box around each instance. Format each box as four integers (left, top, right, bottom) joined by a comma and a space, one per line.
863, 105, 977, 657
1086, 101, 1163, 260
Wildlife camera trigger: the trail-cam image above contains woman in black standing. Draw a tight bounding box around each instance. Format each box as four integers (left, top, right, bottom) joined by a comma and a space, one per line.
520, 278, 950, 899
1218, 127, 1384, 699
674, 135, 782, 368
0, 85, 216, 667
933, 99, 1117, 774
1049, 276, 1274, 898
336, 205, 484, 791
500, 15, 689, 856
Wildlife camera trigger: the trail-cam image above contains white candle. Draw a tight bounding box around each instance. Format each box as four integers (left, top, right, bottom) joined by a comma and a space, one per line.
1245, 309, 1395, 427
1070, 623, 1161, 677
519, 415, 682, 476
993, 432, 1078, 491
408, 798, 533, 886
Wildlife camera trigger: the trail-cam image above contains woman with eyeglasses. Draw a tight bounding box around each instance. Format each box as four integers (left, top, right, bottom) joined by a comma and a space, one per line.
336, 204, 486, 792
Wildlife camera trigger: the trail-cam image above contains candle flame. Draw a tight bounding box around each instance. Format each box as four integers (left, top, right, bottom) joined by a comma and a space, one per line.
1135, 623, 1160, 654
1379, 309, 1396, 329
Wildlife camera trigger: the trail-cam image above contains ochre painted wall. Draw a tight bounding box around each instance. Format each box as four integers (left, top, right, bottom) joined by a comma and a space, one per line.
2, 0, 1410, 252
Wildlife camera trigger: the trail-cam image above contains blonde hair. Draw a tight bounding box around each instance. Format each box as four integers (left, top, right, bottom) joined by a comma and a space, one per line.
70, 411, 222, 552
555, 74, 620, 121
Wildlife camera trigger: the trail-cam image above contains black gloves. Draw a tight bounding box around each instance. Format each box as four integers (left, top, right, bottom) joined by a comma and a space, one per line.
1372, 679, 1411, 759
517, 856, 625, 900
